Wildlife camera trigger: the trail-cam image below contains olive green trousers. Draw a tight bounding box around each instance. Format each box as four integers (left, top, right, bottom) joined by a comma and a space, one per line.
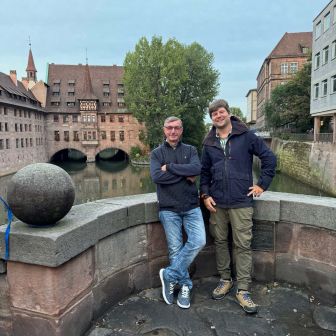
209, 207, 253, 291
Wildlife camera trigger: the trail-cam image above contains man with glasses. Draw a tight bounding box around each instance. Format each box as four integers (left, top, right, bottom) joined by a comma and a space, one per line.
150, 116, 206, 309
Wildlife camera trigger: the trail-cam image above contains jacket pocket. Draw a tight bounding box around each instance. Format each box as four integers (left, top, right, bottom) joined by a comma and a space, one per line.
229, 171, 251, 202
210, 161, 224, 199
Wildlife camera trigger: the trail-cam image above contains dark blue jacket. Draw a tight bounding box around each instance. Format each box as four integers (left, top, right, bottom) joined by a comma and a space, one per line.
200, 117, 276, 208
150, 141, 201, 212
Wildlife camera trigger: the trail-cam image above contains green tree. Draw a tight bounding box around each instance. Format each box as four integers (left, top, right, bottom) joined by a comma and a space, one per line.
230, 107, 244, 120
123, 36, 219, 150
264, 59, 312, 132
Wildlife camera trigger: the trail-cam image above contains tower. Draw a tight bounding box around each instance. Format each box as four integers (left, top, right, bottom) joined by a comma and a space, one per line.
26, 43, 37, 82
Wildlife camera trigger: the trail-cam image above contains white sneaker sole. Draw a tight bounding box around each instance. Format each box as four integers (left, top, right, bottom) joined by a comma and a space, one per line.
177, 300, 190, 309
159, 269, 173, 305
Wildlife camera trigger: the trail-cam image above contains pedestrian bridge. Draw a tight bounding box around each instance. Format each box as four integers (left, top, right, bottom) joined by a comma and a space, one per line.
0, 192, 335, 335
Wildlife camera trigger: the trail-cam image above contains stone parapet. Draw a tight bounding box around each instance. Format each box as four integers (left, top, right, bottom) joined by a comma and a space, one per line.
0, 191, 335, 336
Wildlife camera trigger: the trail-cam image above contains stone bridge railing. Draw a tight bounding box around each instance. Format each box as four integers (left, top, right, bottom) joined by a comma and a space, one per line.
0, 192, 335, 336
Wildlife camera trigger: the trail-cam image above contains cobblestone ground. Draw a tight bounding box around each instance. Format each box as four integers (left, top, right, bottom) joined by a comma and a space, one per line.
87, 277, 336, 336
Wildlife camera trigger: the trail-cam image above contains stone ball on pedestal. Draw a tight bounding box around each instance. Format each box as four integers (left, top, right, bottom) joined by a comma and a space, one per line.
7, 163, 75, 226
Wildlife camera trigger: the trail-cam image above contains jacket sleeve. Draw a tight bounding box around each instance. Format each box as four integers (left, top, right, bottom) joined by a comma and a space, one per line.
166, 146, 201, 177
251, 134, 277, 191
200, 146, 212, 196
150, 149, 183, 185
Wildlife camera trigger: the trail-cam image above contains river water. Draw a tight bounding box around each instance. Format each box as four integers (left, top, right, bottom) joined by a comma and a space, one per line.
0, 161, 331, 226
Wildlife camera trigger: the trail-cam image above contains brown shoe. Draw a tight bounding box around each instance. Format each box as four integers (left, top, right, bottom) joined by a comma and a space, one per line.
236, 290, 258, 314
212, 279, 233, 300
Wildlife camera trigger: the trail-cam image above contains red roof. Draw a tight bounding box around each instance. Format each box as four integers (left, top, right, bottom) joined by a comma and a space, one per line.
26, 48, 37, 72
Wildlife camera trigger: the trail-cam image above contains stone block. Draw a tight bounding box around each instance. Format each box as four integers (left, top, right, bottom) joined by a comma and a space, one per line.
131, 262, 150, 292
253, 195, 280, 221
12, 292, 93, 336
0, 319, 12, 336
298, 226, 336, 266
92, 268, 133, 319
0, 260, 6, 273
252, 251, 275, 282
251, 220, 274, 251
95, 224, 147, 281
0, 274, 11, 317
275, 222, 299, 254
148, 256, 169, 288
193, 247, 217, 279
145, 199, 159, 223
147, 222, 167, 260
279, 195, 336, 230
7, 249, 93, 315
275, 255, 336, 305
0, 202, 128, 267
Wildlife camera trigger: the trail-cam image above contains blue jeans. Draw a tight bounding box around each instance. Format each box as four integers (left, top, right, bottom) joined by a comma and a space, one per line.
159, 207, 206, 289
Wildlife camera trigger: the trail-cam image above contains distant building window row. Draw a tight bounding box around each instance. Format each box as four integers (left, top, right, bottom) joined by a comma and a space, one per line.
100, 115, 125, 123
52, 114, 128, 124
53, 129, 126, 142
315, 7, 336, 40
314, 41, 336, 70
313, 74, 336, 99
12, 137, 43, 149
280, 62, 298, 74
50, 101, 119, 108
0, 122, 9, 132
1, 107, 41, 119
0, 139, 10, 150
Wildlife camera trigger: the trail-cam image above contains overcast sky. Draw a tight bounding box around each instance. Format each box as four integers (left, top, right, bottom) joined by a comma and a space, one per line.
0, 0, 328, 116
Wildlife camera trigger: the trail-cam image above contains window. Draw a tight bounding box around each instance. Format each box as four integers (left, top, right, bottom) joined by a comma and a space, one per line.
101, 115, 106, 122
323, 46, 329, 65
6, 139, 9, 149
4, 108, 7, 115
322, 79, 328, 96
25, 138, 28, 147
5, 123, 8, 131
331, 75, 336, 93
315, 21, 322, 39
52, 92, 60, 96
118, 115, 124, 123
30, 138, 33, 147
73, 115, 78, 123
21, 138, 24, 147
117, 102, 126, 108
68, 92, 75, 96
110, 131, 115, 141
110, 115, 115, 122
280, 63, 288, 74
67, 102, 75, 107
334, 5, 336, 24
119, 131, 125, 141
20, 124, 22, 132
103, 92, 110, 97
14, 109, 17, 116
302, 47, 309, 54
51, 102, 60, 106
64, 131, 69, 142
101, 131, 106, 140
83, 131, 87, 140
102, 102, 111, 107
53, 114, 59, 122
63, 115, 68, 123
54, 131, 60, 141
314, 83, 319, 99
0, 139, 3, 150
73, 131, 79, 141
29, 124, 32, 131
16, 139, 19, 148
332, 40, 336, 60
290, 62, 298, 73
324, 12, 331, 32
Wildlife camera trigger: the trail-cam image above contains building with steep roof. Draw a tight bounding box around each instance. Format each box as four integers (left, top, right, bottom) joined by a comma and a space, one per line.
310, 0, 336, 143
256, 32, 312, 129
45, 63, 144, 162
0, 69, 47, 176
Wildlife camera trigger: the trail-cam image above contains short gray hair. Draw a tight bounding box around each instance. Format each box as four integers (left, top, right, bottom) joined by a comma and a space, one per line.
164, 116, 183, 127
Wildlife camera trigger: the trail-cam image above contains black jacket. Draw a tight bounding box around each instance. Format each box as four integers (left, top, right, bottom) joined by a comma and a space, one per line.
200, 117, 276, 208
150, 141, 201, 212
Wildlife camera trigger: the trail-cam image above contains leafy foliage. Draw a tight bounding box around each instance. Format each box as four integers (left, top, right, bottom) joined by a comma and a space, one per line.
230, 107, 244, 120
264, 60, 312, 132
123, 36, 219, 150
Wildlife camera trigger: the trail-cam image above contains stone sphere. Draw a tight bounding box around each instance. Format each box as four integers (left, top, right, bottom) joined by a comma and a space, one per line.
7, 163, 75, 226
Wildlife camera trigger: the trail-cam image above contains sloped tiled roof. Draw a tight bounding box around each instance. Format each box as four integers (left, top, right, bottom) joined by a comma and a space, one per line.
268, 32, 312, 58
0, 72, 42, 110
46, 63, 124, 113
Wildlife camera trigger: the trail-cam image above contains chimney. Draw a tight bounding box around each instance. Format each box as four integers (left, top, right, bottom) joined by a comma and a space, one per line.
10, 70, 17, 86
21, 77, 29, 90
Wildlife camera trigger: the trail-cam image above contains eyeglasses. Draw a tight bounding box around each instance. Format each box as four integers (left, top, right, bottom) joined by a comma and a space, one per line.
164, 126, 183, 131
